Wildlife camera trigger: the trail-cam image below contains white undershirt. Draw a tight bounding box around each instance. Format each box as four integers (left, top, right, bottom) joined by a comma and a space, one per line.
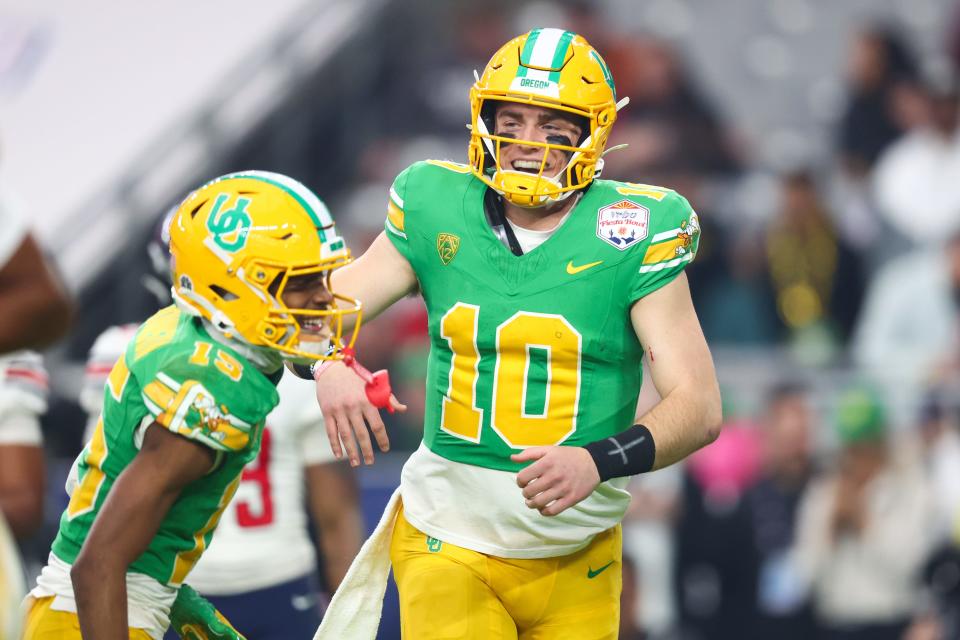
505, 215, 567, 254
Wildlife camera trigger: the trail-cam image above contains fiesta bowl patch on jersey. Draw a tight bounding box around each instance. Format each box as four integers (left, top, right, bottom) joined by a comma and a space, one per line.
596, 200, 649, 250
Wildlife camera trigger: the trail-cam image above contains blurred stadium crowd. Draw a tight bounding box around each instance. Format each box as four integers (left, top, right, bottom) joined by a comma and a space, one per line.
4, 0, 960, 638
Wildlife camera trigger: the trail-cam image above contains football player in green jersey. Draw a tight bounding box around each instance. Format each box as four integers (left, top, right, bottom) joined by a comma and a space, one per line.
314, 29, 722, 639
22, 172, 362, 640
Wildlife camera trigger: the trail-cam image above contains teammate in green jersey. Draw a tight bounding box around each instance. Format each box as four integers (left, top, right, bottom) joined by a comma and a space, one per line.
22, 172, 362, 640
314, 29, 722, 639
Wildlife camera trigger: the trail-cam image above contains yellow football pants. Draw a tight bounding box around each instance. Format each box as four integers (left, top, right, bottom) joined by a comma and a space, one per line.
21, 596, 154, 639
390, 506, 621, 639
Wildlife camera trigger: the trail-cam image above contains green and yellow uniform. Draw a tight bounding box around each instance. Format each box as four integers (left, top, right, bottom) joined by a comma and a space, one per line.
27, 306, 280, 639
385, 160, 699, 636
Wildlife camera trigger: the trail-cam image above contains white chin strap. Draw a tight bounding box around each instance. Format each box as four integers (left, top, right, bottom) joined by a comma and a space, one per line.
172, 287, 236, 335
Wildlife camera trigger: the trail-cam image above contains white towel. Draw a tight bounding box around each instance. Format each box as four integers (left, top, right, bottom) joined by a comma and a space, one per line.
314, 488, 401, 640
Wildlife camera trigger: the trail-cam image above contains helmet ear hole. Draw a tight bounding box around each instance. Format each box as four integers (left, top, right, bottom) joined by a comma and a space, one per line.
267, 273, 285, 296
189, 200, 206, 219
480, 101, 498, 135
209, 285, 239, 301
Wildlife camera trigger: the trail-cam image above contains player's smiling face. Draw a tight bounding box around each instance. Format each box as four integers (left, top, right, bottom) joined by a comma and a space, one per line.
493, 103, 583, 180
275, 272, 335, 340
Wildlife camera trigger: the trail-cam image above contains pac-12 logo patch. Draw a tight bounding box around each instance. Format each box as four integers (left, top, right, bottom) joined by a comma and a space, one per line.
596, 200, 649, 250
437, 232, 461, 265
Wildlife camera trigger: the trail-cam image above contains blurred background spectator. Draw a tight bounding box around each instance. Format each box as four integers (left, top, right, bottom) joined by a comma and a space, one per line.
745, 382, 817, 640
837, 26, 919, 179
674, 419, 762, 640
793, 386, 937, 640
764, 170, 866, 360
5, 0, 960, 637
872, 74, 960, 250
852, 229, 960, 414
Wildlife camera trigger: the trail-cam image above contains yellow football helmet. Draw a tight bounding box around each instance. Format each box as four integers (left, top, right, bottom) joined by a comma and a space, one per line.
168, 171, 361, 362
469, 28, 626, 208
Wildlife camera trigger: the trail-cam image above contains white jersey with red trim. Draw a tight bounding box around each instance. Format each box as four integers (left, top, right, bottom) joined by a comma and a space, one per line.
81, 327, 334, 594
0, 350, 48, 446
80, 324, 139, 442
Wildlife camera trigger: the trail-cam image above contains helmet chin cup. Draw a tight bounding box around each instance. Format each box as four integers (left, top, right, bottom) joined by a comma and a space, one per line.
493, 170, 565, 208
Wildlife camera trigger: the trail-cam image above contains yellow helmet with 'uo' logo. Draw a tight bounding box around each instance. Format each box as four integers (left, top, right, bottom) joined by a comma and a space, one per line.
168, 171, 361, 362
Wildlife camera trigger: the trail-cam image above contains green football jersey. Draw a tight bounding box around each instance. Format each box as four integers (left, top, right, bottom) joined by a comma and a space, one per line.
52, 306, 281, 586
385, 160, 700, 472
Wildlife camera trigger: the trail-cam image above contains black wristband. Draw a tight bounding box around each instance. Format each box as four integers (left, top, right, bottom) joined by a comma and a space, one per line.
583, 424, 656, 482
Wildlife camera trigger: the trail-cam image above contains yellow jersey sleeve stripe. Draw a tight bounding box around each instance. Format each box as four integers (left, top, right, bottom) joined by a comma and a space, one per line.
106, 355, 130, 402
642, 238, 685, 265
387, 201, 405, 232
425, 159, 472, 173
142, 380, 176, 413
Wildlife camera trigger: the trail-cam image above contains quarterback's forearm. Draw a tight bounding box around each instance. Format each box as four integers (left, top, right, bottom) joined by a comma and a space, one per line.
639, 377, 722, 470
331, 232, 416, 323
629, 274, 722, 471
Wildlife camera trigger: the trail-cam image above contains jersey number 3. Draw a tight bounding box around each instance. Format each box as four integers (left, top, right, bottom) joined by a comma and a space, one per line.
236, 427, 274, 527
440, 302, 581, 448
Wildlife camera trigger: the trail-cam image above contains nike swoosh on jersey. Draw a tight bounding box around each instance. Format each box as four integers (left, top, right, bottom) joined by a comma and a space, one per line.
566, 260, 603, 275
587, 561, 615, 579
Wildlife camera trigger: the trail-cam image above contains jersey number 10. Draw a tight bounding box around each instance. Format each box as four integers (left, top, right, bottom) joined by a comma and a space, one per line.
440, 302, 582, 449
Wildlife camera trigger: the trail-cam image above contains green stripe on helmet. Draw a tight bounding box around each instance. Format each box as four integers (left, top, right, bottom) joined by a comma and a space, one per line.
547, 30, 575, 83
517, 28, 542, 79
549, 31, 574, 69
589, 50, 617, 100
220, 171, 330, 243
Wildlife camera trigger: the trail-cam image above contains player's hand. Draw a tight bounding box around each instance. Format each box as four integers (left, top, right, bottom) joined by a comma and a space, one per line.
170, 585, 247, 640
315, 361, 406, 466
511, 446, 601, 516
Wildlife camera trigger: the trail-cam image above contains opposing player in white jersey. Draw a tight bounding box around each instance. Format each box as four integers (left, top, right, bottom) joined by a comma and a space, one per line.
0, 351, 49, 639
0, 179, 70, 638
0, 351, 49, 540
80, 294, 363, 640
